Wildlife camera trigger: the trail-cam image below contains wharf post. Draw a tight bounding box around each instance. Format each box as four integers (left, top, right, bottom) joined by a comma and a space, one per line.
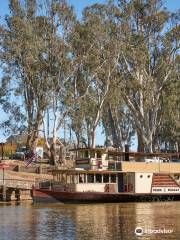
2, 185, 6, 201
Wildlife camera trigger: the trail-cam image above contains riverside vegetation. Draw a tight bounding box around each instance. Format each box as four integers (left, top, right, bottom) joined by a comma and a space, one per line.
0, 0, 179, 164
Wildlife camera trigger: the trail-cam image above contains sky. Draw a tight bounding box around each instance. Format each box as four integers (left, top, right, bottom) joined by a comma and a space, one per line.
0, 0, 179, 147
0, 0, 180, 21
0, 0, 106, 21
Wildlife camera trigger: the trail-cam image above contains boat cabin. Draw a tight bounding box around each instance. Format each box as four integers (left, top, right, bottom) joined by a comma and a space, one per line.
70, 147, 128, 170
42, 169, 137, 193
42, 168, 180, 195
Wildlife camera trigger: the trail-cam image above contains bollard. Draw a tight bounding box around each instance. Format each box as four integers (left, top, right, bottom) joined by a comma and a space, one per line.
38, 166, 42, 174
2, 185, 6, 201
15, 189, 20, 201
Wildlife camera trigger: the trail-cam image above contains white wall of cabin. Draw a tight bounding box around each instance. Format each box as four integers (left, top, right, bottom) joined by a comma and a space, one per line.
135, 173, 153, 193
76, 183, 116, 192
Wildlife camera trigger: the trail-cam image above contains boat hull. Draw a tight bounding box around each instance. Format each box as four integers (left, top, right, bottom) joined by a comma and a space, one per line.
32, 189, 180, 204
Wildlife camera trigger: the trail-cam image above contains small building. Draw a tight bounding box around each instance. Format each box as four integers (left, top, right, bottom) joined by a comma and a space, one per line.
6, 134, 28, 147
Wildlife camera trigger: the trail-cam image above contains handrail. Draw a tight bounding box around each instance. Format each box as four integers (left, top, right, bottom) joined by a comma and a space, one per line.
0, 178, 35, 182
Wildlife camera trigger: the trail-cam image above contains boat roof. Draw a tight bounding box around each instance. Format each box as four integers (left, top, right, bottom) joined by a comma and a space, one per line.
49, 168, 124, 174
69, 147, 106, 152
69, 147, 179, 158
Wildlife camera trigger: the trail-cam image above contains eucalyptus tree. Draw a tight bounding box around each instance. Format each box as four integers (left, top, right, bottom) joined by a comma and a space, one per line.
157, 65, 180, 152
114, 0, 180, 152
37, 0, 76, 164
0, 0, 46, 150
68, 107, 85, 147
0, 0, 76, 161
0, 74, 26, 137
71, 3, 121, 148
102, 92, 135, 150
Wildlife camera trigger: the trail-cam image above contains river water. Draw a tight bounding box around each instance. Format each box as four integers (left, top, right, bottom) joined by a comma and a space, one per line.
0, 201, 180, 240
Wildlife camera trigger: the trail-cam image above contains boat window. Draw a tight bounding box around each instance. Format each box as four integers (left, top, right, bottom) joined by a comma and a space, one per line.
82, 174, 86, 183
174, 175, 180, 180
140, 175, 143, 178
110, 174, 116, 183
87, 174, 94, 183
90, 151, 95, 158
79, 152, 85, 158
73, 174, 78, 184
95, 174, 102, 183
61, 174, 66, 183
66, 175, 71, 184
97, 152, 101, 158
103, 174, 109, 183
79, 174, 84, 183
85, 151, 89, 158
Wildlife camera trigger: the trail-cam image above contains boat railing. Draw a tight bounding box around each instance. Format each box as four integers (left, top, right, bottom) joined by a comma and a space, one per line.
52, 181, 76, 192
35, 179, 76, 192
104, 184, 116, 193
35, 179, 53, 189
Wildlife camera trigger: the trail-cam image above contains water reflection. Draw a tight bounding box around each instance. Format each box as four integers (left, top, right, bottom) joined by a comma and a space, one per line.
0, 201, 180, 239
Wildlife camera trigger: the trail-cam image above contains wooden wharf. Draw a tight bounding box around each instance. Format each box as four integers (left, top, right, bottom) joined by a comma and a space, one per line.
0, 162, 53, 202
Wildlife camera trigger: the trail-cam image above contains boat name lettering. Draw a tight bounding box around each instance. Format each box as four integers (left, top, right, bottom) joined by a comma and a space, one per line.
152, 187, 180, 193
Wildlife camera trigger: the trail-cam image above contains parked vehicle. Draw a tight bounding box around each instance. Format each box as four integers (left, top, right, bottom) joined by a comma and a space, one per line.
170, 159, 180, 163
12, 146, 27, 160
145, 157, 169, 163
12, 146, 43, 160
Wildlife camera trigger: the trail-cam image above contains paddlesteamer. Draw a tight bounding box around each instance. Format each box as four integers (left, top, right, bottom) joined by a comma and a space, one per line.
33, 148, 180, 203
